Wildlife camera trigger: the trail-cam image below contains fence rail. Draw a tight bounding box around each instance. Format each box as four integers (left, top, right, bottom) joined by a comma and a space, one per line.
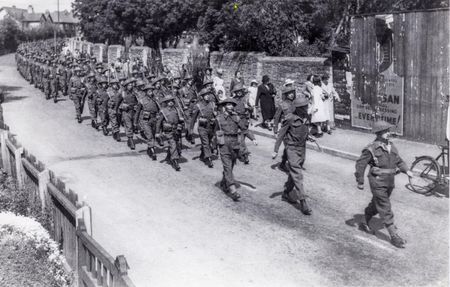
0, 124, 135, 287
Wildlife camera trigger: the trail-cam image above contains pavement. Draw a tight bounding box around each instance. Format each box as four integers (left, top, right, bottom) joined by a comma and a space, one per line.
250, 121, 439, 166
0, 53, 448, 287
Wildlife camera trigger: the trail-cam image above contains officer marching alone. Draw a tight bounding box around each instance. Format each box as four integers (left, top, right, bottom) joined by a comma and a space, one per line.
355, 120, 414, 248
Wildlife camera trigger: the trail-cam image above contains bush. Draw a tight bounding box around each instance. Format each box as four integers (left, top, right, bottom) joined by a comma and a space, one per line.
0, 170, 53, 233
0, 212, 73, 287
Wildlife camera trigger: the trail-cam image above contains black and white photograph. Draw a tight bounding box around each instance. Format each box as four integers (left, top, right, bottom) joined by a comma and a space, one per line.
0, 0, 448, 286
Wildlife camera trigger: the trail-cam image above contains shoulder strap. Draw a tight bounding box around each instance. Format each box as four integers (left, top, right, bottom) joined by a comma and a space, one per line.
160, 108, 169, 122
364, 143, 379, 166
197, 103, 205, 117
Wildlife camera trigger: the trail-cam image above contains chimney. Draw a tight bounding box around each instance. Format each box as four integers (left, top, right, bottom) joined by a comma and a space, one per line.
27, 5, 34, 14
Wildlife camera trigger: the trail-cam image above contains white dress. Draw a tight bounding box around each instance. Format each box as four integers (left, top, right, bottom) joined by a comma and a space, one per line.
321, 82, 340, 122
310, 85, 328, 123
213, 76, 226, 99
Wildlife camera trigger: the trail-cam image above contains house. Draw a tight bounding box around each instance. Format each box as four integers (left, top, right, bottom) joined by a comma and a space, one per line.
0, 5, 79, 33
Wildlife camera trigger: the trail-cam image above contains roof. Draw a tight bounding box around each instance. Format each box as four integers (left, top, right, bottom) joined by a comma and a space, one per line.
49, 11, 79, 24
0, 6, 26, 20
22, 12, 45, 22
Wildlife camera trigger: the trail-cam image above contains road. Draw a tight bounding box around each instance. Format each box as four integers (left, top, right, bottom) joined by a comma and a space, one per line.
0, 54, 448, 287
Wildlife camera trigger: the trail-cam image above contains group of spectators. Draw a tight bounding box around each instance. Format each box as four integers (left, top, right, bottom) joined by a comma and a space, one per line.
204, 68, 340, 138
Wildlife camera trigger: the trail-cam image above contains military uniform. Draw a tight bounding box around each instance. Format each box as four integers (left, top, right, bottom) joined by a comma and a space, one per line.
50, 63, 59, 103
274, 98, 311, 215
354, 120, 411, 248
68, 68, 86, 123
85, 73, 98, 128
120, 78, 138, 149
156, 97, 184, 171
96, 78, 110, 135
107, 80, 123, 141
190, 89, 216, 167
233, 85, 256, 164
136, 85, 160, 159
42, 63, 51, 99
214, 98, 248, 201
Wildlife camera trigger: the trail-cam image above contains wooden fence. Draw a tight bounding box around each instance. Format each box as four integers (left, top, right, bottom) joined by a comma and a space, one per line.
0, 123, 135, 287
350, 9, 449, 144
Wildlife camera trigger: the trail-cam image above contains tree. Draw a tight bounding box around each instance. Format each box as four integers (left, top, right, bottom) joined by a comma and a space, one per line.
0, 17, 23, 54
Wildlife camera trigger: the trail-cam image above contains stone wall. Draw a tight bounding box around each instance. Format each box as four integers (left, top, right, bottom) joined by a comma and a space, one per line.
161, 48, 189, 74
210, 51, 331, 95
259, 57, 331, 92
210, 52, 264, 93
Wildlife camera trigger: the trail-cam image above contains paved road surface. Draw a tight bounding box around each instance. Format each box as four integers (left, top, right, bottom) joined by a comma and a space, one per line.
0, 54, 448, 287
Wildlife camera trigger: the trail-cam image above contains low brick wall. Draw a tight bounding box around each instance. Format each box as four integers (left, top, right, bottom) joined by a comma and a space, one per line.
210, 51, 331, 94
161, 48, 189, 74
210, 51, 264, 93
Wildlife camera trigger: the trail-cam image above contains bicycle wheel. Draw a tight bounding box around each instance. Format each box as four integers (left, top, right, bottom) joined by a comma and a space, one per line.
409, 156, 441, 194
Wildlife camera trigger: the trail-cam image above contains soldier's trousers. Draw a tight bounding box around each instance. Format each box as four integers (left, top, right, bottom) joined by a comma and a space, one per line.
198, 125, 215, 158
71, 93, 84, 118
87, 96, 98, 122
219, 136, 240, 189
108, 107, 120, 134
51, 81, 58, 100
164, 131, 181, 160
284, 145, 307, 201
59, 80, 67, 96
43, 80, 50, 98
365, 180, 394, 226
121, 108, 135, 138
139, 115, 157, 148
98, 102, 109, 128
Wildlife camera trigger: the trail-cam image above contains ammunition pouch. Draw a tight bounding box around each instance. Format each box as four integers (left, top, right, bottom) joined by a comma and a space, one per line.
215, 130, 225, 146
119, 103, 132, 112
142, 111, 152, 121
198, 117, 208, 128
162, 122, 173, 132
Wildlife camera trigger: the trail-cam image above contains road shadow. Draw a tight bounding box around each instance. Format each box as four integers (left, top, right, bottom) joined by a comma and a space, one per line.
405, 183, 449, 198
345, 214, 391, 243
270, 162, 289, 173
60, 150, 144, 162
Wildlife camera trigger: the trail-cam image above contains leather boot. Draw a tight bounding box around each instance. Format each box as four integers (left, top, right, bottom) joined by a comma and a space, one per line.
299, 199, 312, 215
243, 154, 249, 165
281, 191, 297, 204
358, 214, 374, 234
113, 132, 121, 142
77, 116, 82, 124
172, 159, 181, 171
53, 97, 57, 103
387, 224, 406, 248
147, 147, 157, 160
205, 157, 213, 168
102, 125, 109, 136
127, 137, 135, 150
228, 185, 241, 201
91, 120, 97, 129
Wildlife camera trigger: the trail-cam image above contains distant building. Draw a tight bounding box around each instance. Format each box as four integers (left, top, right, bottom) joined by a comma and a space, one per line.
0, 5, 79, 34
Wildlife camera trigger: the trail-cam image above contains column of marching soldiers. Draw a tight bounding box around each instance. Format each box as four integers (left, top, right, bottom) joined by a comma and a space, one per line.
15, 39, 279, 205
13, 40, 414, 249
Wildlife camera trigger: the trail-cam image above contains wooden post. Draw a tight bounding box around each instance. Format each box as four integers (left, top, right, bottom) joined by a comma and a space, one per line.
0, 130, 10, 173
37, 169, 50, 210
76, 205, 92, 236
77, 218, 87, 287
14, 147, 24, 189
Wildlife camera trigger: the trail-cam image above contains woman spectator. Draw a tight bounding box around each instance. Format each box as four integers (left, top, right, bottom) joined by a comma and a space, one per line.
256, 75, 277, 130
321, 74, 340, 133
229, 70, 244, 94
247, 79, 258, 120
310, 75, 327, 137
213, 68, 226, 99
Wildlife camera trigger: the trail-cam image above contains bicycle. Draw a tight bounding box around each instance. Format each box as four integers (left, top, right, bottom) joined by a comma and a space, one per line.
409, 141, 449, 195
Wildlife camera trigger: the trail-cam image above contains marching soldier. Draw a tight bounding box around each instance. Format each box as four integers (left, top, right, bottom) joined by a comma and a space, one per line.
156, 97, 184, 171
273, 85, 298, 172
355, 121, 413, 248
85, 72, 98, 129
214, 98, 255, 201
272, 98, 312, 215
190, 88, 217, 168
42, 59, 51, 99
232, 84, 257, 164
119, 78, 138, 149
107, 78, 123, 142
96, 77, 110, 136
136, 84, 160, 160
50, 60, 59, 103
68, 67, 86, 123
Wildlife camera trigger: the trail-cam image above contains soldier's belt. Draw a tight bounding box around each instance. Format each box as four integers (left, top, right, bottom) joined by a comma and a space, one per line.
370, 167, 399, 175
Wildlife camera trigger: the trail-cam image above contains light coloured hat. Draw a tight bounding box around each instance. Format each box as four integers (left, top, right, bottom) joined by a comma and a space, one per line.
250, 79, 258, 84
217, 68, 224, 74
283, 79, 295, 86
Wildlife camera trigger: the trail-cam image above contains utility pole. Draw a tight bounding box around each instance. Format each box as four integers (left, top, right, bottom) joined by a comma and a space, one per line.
54, 0, 60, 53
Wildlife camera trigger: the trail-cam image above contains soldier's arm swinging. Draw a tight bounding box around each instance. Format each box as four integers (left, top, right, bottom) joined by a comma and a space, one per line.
354, 149, 373, 188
